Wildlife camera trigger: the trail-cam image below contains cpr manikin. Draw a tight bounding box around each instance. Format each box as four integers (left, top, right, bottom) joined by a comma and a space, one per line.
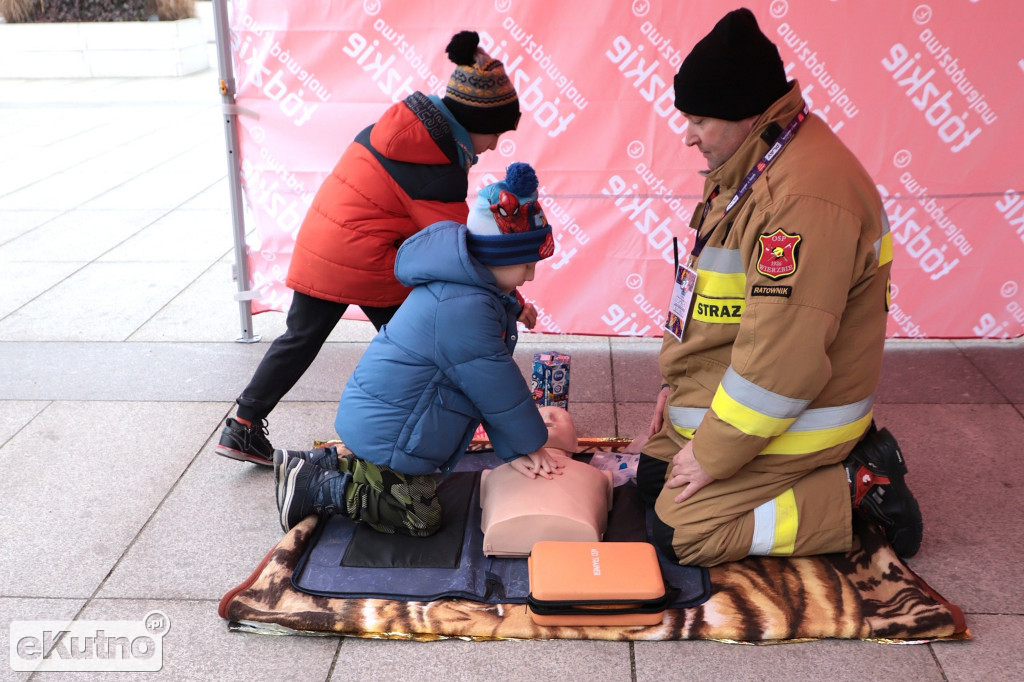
479, 406, 614, 557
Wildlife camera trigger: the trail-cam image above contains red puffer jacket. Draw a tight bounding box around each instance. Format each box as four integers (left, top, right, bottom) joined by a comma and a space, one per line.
286, 92, 472, 307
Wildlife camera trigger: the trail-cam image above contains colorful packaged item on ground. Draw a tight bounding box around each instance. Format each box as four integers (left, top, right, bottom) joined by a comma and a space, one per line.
531, 351, 571, 408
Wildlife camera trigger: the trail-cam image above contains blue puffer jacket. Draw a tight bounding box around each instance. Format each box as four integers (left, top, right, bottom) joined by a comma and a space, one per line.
335, 220, 548, 475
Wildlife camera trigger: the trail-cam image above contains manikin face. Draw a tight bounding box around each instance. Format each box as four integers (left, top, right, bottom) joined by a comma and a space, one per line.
681, 113, 758, 171
490, 261, 537, 293
469, 132, 501, 154
539, 406, 578, 453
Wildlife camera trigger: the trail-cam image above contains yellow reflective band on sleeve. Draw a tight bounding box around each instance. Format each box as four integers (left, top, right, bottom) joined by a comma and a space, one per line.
711, 386, 796, 438
692, 296, 745, 324
760, 412, 874, 455
749, 488, 798, 556
672, 424, 696, 439
668, 400, 874, 454
696, 269, 746, 298
878, 231, 893, 266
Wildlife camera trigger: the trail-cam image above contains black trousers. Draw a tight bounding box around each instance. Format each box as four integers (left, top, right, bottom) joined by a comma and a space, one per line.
235, 291, 400, 422
636, 453, 669, 506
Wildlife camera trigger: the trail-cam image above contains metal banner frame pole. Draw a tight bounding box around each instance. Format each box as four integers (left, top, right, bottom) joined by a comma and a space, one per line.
211, 0, 260, 343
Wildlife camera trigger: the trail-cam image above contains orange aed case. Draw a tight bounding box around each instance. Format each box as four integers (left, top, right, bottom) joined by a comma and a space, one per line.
526, 541, 670, 626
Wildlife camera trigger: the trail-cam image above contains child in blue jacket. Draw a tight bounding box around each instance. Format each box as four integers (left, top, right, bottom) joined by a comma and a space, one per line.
274, 163, 563, 536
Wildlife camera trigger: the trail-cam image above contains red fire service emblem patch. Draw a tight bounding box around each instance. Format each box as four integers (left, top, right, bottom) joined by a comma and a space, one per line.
756, 229, 801, 280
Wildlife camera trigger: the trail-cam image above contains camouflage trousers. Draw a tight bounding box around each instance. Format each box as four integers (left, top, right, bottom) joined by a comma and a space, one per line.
337, 455, 442, 537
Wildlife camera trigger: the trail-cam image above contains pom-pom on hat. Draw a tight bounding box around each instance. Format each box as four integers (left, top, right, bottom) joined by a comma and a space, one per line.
466, 162, 555, 267
443, 31, 521, 134
673, 8, 791, 121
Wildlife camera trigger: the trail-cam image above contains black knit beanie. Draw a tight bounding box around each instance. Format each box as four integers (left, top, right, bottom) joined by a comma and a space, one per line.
673, 8, 791, 121
442, 31, 521, 134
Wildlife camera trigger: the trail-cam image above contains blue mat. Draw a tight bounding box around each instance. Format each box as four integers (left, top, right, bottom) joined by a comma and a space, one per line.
291, 459, 710, 609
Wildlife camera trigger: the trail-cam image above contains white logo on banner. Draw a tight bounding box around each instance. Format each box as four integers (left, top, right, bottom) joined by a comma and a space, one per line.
893, 149, 912, 168
912, 4, 932, 25
238, 17, 333, 122
878, 175, 965, 282
632, 0, 650, 18
893, 169, 972, 258
627, 140, 645, 159
369, 18, 450, 96
607, 279, 673, 335
1008, 303, 1024, 327
973, 313, 1012, 339
980, 280, 1024, 338
495, 0, 512, 13
539, 197, 585, 270
889, 301, 927, 338
538, 188, 589, 271
602, 304, 653, 337
777, 22, 859, 132
343, 32, 421, 103
498, 139, 516, 157
602, 174, 679, 266
477, 19, 589, 138
880, 6, 995, 154
995, 190, 1024, 245
523, 295, 563, 334
606, 36, 686, 136
363, 0, 381, 16
770, 1, 789, 19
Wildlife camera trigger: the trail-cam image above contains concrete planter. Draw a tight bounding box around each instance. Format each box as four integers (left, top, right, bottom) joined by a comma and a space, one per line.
0, 17, 209, 78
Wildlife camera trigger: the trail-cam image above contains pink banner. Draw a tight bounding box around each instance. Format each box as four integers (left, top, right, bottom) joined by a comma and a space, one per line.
226, 0, 1024, 339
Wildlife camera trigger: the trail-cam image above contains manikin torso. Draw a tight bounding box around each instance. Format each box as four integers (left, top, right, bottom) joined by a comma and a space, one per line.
479, 407, 614, 557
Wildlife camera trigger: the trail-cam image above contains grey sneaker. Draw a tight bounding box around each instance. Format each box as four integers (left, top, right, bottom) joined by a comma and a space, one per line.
278, 458, 351, 533
215, 417, 273, 466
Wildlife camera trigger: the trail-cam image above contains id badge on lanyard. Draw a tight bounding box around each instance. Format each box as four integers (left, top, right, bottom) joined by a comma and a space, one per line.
665, 263, 697, 341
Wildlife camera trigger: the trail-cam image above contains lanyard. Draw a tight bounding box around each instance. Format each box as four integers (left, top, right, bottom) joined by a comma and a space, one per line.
689, 106, 809, 263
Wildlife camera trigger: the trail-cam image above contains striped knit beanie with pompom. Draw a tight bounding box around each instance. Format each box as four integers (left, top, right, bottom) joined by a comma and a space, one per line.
442, 31, 521, 134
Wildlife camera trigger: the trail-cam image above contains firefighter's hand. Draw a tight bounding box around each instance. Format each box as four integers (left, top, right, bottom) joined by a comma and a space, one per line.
648, 384, 670, 438
664, 441, 715, 503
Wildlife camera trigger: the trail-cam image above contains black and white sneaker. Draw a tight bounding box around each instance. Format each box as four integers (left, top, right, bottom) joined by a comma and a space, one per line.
278, 458, 350, 533
273, 447, 341, 512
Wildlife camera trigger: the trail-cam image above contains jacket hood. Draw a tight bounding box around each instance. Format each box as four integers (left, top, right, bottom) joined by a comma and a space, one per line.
394, 220, 500, 292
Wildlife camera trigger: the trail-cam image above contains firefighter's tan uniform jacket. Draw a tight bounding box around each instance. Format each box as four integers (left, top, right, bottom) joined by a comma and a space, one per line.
643, 82, 893, 566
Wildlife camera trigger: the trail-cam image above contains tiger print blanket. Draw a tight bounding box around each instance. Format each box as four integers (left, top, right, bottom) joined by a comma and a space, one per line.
219, 512, 967, 643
